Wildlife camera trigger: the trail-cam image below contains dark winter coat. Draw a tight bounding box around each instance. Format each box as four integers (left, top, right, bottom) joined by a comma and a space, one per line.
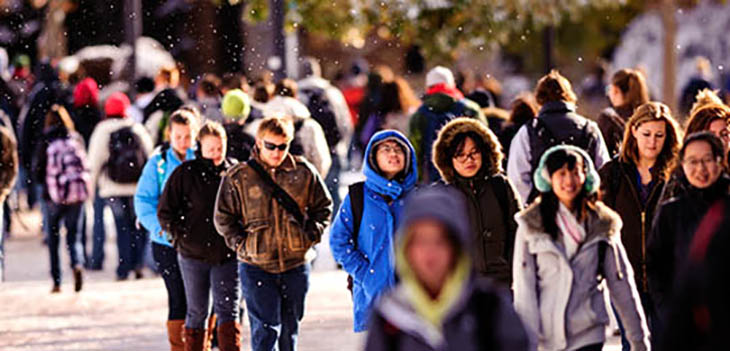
597, 105, 633, 158
599, 159, 666, 293
21, 63, 63, 173
72, 105, 101, 147
158, 156, 237, 265
647, 174, 730, 315
432, 118, 521, 286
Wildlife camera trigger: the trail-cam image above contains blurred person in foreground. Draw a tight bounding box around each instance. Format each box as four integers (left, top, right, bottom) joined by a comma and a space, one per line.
365, 186, 529, 351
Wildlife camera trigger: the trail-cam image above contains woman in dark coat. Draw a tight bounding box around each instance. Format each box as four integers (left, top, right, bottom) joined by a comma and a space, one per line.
432, 117, 521, 287
157, 122, 241, 351
598, 69, 650, 158
647, 132, 730, 343
598, 102, 682, 349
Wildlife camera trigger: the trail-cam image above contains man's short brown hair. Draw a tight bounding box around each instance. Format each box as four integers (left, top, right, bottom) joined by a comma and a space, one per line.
257, 117, 294, 141
535, 70, 577, 106
169, 108, 200, 136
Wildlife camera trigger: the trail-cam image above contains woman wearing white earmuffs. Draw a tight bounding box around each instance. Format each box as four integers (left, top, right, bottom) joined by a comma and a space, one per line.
512, 145, 650, 351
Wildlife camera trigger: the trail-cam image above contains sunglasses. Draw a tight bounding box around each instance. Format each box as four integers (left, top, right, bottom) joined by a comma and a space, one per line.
263, 141, 289, 151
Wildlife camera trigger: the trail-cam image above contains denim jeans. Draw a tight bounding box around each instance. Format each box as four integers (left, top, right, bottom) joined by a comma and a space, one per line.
240, 262, 310, 351
178, 255, 240, 329
45, 201, 84, 286
88, 192, 106, 269
153, 242, 187, 320
105, 196, 146, 279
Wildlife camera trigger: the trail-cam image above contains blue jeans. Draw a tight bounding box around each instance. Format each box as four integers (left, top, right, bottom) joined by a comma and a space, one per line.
88, 192, 106, 269
153, 242, 187, 320
179, 255, 240, 329
105, 196, 146, 279
240, 262, 310, 351
46, 201, 84, 285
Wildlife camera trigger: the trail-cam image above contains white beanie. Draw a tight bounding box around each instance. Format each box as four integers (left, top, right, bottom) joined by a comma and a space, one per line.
426, 66, 455, 88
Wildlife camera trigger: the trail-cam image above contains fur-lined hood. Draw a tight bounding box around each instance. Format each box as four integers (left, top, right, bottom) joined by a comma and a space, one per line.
432, 117, 503, 183
515, 199, 622, 242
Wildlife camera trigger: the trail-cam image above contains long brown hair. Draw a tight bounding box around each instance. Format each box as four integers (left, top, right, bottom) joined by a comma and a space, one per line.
44, 104, 75, 132
535, 70, 577, 106
611, 69, 649, 111
686, 103, 730, 136
619, 102, 682, 181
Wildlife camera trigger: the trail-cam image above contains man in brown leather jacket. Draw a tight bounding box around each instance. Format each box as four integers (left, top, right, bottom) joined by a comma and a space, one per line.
214, 116, 332, 351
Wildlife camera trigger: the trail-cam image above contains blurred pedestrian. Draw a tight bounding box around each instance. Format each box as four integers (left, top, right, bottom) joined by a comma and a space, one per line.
127, 77, 156, 124
432, 117, 521, 287
220, 89, 255, 162
134, 108, 198, 351
599, 69, 650, 157
379, 77, 420, 135
647, 132, 730, 341
364, 186, 529, 351
408, 66, 485, 183
598, 102, 682, 350
195, 73, 225, 123
680, 57, 714, 118
0, 123, 18, 282
513, 145, 650, 351
500, 93, 538, 163
507, 70, 610, 205
34, 105, 88, 293
685, 101, 730, 164
158, 122, 241, 351
330, 130, 417, 332
88, 92, 153, 281
215, 117, 332, 351
71, 77, 101, 147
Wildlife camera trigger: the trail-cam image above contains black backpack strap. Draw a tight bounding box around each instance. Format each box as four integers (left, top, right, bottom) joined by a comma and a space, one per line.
348, 181, 365, 250
248, 159, 306, 225
596, 240, 609, 283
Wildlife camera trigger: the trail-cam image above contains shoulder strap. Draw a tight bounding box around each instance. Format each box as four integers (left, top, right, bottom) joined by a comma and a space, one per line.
596, 240, 609, 283
348, 181, 365, 250
248, 158, 306, 225
156, 143, 171, 191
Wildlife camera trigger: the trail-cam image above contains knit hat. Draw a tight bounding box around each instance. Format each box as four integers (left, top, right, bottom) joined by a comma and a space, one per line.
104, 92, 131, 118
426, 66, 455, 88
73, 77, 99, 108
369, 135, 411, 178
533, 145, 600, 195
221, 89, 251, 121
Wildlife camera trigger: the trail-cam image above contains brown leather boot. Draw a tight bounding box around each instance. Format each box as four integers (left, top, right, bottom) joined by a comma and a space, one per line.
216, 321, 242, 351
183, 328, 206, 351
166, 320, 185, 351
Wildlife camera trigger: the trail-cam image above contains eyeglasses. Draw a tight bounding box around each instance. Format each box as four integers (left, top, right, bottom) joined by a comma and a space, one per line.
377, 145, 405, 156
683, 156, 720, 170
453, 150, 481, 163
263, 141, 289, 151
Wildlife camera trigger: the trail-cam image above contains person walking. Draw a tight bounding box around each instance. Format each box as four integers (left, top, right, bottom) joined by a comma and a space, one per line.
158, 122, 241, 351
329, 129, 418, 332
432, 117, 521, 287
647, 132, 730, 342
364, 186, 529, 351
507, 70, 610, 205
134, 108, 199, 351
513, 145, 650, 351
215, 117, 332, 351
598, 69, 650, 157
598, 102, 682, 349
34, 105, 89, 293
0, 123, 17, 282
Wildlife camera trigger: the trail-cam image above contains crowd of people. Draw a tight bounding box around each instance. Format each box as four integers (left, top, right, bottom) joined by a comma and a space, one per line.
2, 45, 730, 351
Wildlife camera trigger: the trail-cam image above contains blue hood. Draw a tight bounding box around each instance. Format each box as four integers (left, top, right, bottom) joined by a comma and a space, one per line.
363, 130, 418, 199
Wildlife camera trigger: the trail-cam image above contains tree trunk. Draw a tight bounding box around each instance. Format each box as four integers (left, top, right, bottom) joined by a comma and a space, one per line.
660, 0, 678, 118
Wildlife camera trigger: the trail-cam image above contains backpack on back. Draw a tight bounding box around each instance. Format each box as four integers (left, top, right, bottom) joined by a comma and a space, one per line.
526, 117, 592, 203
300, 87, 341, 149
107, 126, 147, 183
418, 100, 467, 182
46, 137, 90, 205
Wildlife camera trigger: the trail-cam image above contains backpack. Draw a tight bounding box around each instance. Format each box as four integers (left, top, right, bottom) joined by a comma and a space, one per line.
346, 181, 365, 292
526, 117, 592, 203
46, 137, 90, 205
416, 100, 468, 182
107, 126, 147, 183
300, 86, 341, 148
289, 120, 306, 157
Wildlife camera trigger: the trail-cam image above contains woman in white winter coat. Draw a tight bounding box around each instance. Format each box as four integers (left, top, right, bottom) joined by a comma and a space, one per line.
512, 145, 650, 351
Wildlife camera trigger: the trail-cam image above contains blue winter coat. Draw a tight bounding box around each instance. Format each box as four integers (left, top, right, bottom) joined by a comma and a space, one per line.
134, 145, 196, 247
329, 130, 418, 332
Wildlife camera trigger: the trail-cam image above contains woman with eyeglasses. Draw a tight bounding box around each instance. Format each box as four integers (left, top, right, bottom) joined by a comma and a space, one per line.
329, 130, 418, 332
597, 102, 682, 350
647, 131, 730, 341
599, 69, 650, 158
431, 117, 521, 288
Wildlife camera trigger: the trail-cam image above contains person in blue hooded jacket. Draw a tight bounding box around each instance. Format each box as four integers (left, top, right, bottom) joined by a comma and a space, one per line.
134, 109, 198, 350
329, 129, 418, 332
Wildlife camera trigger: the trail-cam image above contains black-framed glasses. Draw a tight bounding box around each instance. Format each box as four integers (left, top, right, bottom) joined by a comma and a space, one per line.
263, 141, 289, 151
453, 150, 481, 163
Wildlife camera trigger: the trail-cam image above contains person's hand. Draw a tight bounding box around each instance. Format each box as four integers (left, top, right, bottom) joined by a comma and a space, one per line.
303, 218, 319, 242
